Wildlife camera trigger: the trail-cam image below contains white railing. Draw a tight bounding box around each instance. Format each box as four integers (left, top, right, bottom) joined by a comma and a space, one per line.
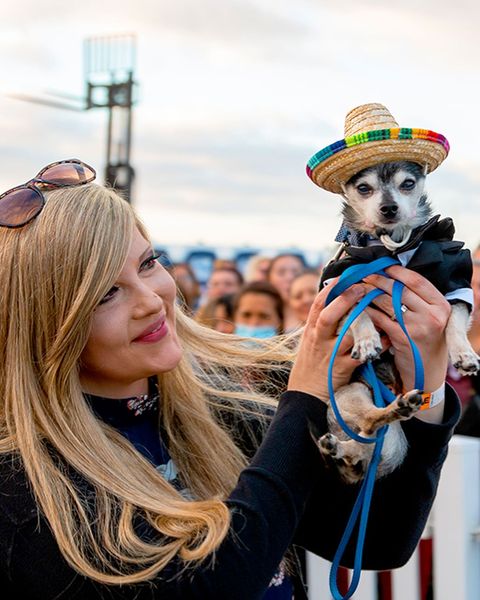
306, 435, 480, 600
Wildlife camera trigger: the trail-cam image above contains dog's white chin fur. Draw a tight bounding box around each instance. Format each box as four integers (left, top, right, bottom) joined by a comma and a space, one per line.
379, 230, 412, 251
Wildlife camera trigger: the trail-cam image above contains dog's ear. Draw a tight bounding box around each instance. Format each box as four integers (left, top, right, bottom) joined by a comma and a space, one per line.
423, 163, 429, 176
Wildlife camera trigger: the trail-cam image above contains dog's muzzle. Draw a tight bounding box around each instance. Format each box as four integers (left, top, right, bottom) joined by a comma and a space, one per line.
375, 225, 395, 236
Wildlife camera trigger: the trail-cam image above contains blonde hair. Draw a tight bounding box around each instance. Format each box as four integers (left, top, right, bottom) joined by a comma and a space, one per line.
0, 183, 295, 584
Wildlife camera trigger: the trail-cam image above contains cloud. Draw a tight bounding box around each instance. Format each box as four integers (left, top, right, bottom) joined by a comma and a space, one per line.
2, 0, 480, 254
133, 115, 335, 212
2, 0, 309, 51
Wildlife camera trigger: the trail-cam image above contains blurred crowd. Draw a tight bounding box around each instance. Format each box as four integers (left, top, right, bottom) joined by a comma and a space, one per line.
170, 252, 322, 337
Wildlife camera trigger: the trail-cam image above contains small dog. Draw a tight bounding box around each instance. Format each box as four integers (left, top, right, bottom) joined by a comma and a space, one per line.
316, 160, 479, 484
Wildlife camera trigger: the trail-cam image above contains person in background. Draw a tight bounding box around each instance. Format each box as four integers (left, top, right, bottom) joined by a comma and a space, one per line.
0, 159, 460, 600
455, 372, 480, 437
195, 294, 235, 334
469, 245, 480, 351
196, 264, 242, 327
233, 281, 284, 338
448, 243, 480, 410
213, 258, 237, 270
449, 243, 480, 435
244, 255, 272, 283
267, 253, 306, 332
206, 266, 244, 301
288, 269, 322, 327
172, 262, 201, 314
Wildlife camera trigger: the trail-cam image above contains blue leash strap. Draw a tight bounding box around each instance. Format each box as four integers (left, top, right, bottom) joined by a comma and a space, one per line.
327, 288, 386, 443
391, 280, 425, 392
325, 255, 400, 305
329, 362, 393, 600
324, 258, 424, 600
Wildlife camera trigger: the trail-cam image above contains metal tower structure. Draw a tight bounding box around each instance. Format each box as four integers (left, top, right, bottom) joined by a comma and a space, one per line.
10, 34, 137, 202
84, 34, 137, 201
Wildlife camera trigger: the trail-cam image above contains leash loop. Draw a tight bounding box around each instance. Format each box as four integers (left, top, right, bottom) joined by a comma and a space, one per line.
325, 255, 399, 305
324, 257, 424, 599
327, 288, 387, 443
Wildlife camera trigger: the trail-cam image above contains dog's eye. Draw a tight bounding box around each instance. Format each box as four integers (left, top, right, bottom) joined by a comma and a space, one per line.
400, 179, 416, 191
356, 184, 372, 195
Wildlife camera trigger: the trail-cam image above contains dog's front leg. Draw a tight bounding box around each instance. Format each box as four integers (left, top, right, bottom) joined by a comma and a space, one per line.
447, 302, 479, 375
342, 311, 382, 362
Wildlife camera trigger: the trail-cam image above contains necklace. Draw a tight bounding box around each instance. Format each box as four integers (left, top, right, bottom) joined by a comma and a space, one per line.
126, 389, 160, 416
85, 378, 160, 419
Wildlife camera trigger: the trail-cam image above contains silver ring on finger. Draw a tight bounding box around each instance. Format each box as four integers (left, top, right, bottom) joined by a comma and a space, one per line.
390, 304, 408, 321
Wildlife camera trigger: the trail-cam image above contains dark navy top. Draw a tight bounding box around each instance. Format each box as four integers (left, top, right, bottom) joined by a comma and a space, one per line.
86, 383, 294, 599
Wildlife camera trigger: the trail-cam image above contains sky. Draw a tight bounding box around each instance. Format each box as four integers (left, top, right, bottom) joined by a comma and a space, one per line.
2, 0, 480, 261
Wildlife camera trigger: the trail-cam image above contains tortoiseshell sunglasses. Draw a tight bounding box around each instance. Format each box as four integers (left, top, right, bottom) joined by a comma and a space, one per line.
0, 159, 96, 228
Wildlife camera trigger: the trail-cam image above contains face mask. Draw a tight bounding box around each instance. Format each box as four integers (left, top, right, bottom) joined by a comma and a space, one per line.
234, 324, 278, 339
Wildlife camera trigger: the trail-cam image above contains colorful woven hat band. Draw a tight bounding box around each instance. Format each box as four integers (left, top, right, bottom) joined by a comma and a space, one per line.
306, 128, 449, 178
306, 103, 450, 194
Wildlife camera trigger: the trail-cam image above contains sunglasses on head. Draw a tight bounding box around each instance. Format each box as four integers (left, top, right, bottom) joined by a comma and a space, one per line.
0, 159, 96, 228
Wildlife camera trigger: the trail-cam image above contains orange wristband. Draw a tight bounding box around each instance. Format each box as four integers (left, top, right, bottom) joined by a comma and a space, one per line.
419, 384, 445, 410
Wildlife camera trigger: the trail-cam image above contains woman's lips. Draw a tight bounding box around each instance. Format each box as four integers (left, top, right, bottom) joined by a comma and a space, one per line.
133, 318, 168, 343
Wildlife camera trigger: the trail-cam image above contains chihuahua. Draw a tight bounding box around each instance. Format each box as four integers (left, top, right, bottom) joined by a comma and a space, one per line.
316, 160, 478, 484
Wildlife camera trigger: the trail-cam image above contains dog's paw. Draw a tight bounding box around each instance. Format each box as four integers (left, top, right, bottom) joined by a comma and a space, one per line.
452, 351, 480, 376
351, 331, 382, 362
394, 389, 423, 419
318, 432, 338, 457
318, 433, 368, 483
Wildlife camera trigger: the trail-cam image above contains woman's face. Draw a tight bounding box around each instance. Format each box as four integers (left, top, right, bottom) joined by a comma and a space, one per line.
289, 273, 320, 323
207, 269, 241, 299
80, 228, 182, 398
268, 256, 304, 301
234, 292, 281, 329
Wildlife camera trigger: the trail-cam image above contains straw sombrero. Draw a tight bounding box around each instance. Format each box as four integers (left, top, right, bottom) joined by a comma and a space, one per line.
306, 103, 449, 194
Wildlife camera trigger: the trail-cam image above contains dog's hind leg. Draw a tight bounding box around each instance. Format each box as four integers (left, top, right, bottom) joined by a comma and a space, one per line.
360, 389, 423, 435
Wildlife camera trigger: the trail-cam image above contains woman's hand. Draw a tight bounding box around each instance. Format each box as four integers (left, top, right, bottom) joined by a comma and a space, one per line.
364, 265, 451, 423
288, 281, 365, 401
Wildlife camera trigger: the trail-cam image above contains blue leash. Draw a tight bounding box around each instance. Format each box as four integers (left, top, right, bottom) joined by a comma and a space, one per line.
324, 257, 424, 600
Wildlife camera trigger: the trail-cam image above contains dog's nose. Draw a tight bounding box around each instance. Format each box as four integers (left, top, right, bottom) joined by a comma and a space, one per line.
379, 204, 398, 218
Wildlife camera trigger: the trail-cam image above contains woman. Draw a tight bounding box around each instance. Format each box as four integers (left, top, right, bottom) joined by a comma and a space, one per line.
267, 253, 306, 332
0, 160, 459, 599
233, 281, 284, 337
205, 265, 244, 300
288, 269, 321, 327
